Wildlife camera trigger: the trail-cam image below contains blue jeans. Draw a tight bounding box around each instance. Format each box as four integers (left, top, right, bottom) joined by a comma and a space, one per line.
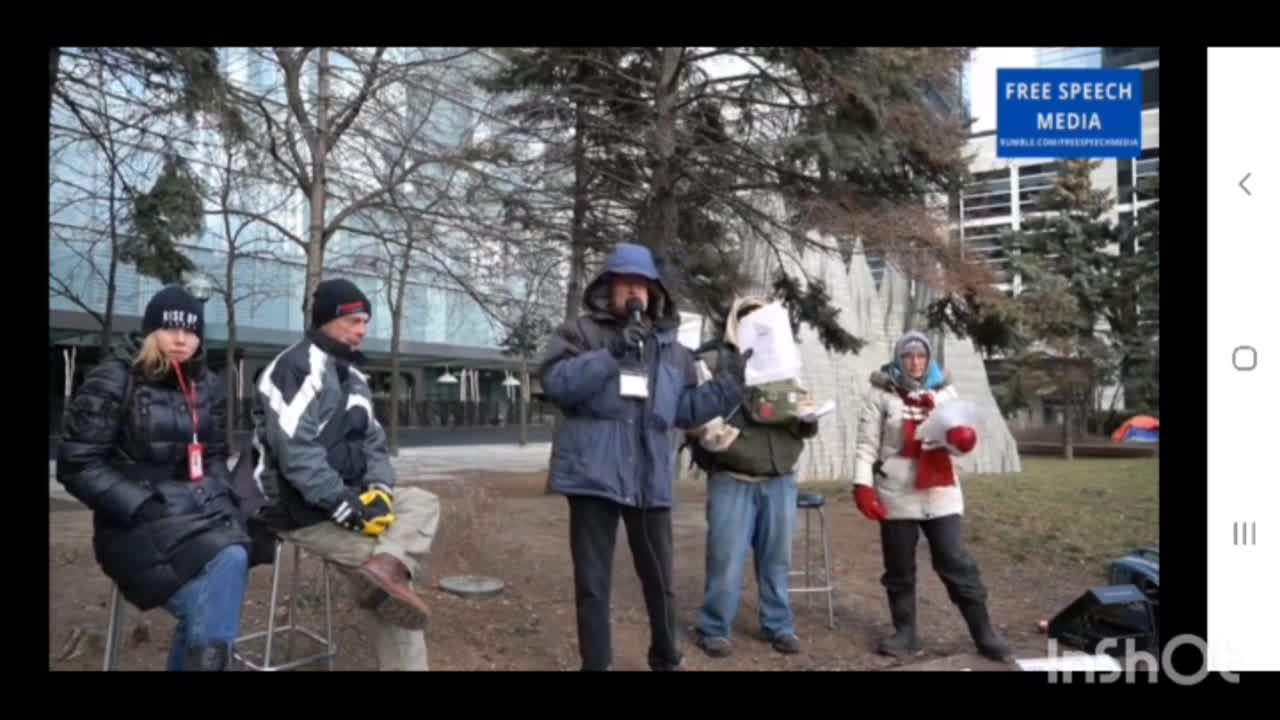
696, 471, 798, 641
163, 545, 249, 671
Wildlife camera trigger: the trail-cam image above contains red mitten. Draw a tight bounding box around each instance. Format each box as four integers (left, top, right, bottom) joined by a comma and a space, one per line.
946, 425, 977, 454
853, 485, 888, 522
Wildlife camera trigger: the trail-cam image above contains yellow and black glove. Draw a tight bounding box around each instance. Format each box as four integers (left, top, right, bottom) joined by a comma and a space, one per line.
359, 484, 396, 537
331, 488, 370, 534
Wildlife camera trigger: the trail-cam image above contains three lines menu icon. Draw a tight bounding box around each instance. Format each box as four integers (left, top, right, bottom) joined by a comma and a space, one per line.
1233, 522, 1258, 546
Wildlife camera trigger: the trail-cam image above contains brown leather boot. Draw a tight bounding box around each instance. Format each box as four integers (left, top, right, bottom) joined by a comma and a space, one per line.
350, 553, 430, 629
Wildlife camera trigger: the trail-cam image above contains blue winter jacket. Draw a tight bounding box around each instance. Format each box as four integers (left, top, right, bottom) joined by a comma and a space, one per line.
537, 244, 741, 509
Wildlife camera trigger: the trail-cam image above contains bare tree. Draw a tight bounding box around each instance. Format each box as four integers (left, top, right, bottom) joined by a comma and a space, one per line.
51, 49, 240, 355
199, 133, 296, 437
50, 59, 149, 355
227, 47, 489, 324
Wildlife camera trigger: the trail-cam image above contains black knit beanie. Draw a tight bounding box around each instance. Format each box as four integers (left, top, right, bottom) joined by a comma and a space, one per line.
311, 278, 372, 329
142, 285, 204, 340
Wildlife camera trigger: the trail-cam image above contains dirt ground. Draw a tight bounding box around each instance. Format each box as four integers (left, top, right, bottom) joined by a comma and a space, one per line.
50, 471, 1111, 672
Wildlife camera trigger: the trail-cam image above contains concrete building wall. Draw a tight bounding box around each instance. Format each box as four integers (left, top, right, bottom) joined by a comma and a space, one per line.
678, 232, 1023, 486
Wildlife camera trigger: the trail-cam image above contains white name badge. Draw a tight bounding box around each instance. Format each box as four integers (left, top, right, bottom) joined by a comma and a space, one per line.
620, 371, 649, 399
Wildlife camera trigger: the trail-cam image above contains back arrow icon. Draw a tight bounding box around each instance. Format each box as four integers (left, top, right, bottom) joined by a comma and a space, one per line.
1240, 173, 1252, 196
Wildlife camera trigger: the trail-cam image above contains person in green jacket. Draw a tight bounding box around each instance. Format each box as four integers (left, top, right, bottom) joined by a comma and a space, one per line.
690, 297, 819, 658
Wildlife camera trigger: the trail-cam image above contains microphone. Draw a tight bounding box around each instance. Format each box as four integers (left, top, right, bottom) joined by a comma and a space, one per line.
625, 297, 645, 326
625, 298, 645, 354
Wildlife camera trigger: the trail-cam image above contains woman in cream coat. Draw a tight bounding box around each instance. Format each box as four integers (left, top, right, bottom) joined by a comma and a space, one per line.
851, 330, 1010, 662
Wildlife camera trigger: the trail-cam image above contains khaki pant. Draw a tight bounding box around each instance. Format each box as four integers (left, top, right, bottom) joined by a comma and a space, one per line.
282, 486, 441, 671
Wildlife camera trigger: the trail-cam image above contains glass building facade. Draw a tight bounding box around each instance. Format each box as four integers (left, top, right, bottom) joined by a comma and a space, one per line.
49, 48, 549, 435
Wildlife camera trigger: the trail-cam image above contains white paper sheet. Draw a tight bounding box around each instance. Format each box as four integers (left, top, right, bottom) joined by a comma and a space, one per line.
734, 302, 802, 386
798, 399, 836, 423
917, 399, 979, 446
678, 311, 704, 351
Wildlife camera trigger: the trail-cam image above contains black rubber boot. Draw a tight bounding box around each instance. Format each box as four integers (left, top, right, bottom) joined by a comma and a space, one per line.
184, 642, 231, 671
958, 601, 1011, 662
876, 590, 922, 657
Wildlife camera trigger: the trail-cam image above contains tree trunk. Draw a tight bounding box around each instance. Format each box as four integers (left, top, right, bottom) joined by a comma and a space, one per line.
225, 332, 239, 439
303, 48, 331, 324
519, 358, 529, 447
565, 102, 589, 322
548, 99, 593, 493
1062, 399, 1074, 461
224, 258, 239, 440
100, 166, 120, 356
101, 256, 118, 356
388, 249, 411, 457
641, 47, 682, 268
544, 405, 560, 495
389, 345, 401, 456
220, 142, 241, 440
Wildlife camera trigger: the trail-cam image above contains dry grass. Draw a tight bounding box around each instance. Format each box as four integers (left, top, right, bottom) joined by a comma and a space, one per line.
708, 457, 1159, 572
962, 457, 1159, 570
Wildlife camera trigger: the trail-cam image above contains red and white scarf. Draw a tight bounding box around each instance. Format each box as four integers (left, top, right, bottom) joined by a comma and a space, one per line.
896, 388, 955, 490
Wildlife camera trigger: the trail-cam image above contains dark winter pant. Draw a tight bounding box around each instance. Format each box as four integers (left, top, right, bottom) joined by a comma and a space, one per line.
880, 515, 987, 608
568, 495, 681, 671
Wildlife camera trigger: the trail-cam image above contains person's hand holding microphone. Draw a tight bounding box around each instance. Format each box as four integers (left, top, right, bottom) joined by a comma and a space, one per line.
610, 298, 649, 361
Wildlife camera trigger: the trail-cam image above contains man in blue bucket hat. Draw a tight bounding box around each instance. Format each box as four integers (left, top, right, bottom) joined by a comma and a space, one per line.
538, 242, 749, 671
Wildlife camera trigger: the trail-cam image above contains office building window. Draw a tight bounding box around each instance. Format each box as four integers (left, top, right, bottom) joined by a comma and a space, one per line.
1142, 66, 1159, 108
962, 170, 1012, 220
1036, 47, 1102, 69
1019, 163, 1059, 210
1102, 47, 1159, 68
1118, 158, 1134, 204
1136, 148, 1159, 201
965, 192, 1013, 220
961, 222, 1014, 284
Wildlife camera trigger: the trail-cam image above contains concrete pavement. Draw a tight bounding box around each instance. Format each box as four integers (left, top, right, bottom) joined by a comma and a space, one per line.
50, 443, 553, 508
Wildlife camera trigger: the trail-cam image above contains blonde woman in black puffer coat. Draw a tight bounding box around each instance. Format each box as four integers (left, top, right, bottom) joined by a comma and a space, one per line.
57, 286, 250, 671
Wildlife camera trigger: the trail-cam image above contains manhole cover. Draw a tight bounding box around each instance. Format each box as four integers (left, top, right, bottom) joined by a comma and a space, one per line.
439, 575, 505, 598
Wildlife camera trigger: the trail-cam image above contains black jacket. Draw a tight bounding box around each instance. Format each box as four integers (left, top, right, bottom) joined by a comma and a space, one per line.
251, 329, 394, 530
56, 333, 250, 610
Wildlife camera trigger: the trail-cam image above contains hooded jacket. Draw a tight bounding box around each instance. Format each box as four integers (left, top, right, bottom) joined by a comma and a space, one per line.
852, 331, 965, 520
56, 333, 250, 610
537, 243, 741, 509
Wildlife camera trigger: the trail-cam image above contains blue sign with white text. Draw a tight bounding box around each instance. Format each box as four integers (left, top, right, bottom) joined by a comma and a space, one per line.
996, 68, 1143, 158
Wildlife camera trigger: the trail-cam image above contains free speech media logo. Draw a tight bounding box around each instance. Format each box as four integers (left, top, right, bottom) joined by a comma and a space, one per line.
996, 68, 1143, 158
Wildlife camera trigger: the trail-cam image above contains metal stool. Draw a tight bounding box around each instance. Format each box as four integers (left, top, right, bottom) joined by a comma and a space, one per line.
103, 583, 127, 671
232, 539, 337, 671
789, 492, 835, 629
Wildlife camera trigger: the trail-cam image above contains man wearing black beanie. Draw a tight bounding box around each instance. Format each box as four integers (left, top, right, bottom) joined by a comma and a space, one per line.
251, 278, 441, 671
309, 277, 371, 331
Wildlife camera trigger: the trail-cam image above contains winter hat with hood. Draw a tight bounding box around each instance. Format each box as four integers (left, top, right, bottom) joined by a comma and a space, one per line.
875, 330, 947, 392
581, 243, 677, 327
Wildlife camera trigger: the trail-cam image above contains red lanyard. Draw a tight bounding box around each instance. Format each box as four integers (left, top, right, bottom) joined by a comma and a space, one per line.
172, 362, 200, 442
